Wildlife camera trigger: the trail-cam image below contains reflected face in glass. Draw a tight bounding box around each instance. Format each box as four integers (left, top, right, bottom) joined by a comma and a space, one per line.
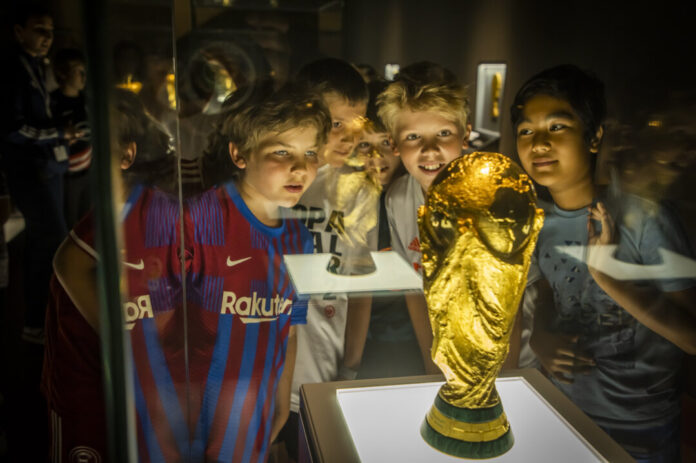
15, 16, 54, 57
356, 131, 401, 186
66, 62, 87, 92
393, 109, 466, 192
323, 92, 367, 168
515, 95, 594, 195
236, 125, 320, 212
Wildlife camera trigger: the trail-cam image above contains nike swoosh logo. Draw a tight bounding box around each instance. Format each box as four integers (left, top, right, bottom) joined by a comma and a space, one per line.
123, 259, 145, 270
227, 256, 251, 267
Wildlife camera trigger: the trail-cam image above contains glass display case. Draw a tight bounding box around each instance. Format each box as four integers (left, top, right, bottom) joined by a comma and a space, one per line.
299, 370, 633, 463
2, 0, 694, 461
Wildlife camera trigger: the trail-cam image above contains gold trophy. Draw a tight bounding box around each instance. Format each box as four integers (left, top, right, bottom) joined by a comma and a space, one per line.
418, 152, 543, 458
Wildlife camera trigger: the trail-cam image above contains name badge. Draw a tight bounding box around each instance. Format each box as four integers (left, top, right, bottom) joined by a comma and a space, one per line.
53, 145, 68, 162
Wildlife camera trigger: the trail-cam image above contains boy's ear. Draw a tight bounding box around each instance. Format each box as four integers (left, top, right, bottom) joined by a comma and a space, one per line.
589, 126, 604, 153
121, 141, 137, 170
229, 142, 246, 169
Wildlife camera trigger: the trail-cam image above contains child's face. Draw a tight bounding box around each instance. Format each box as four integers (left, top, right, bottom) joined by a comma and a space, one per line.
515, 94, 595, 195
393, 109, 466, 191
323, 92, 367, 168
237, 125, 320, 210
356, 131, 401, 186
65, 61, 87, 92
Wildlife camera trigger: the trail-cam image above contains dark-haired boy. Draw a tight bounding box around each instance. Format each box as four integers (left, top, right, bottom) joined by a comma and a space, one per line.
0, 4, 80, 342
279, 58, 371, 459
52, 48, 92, 228
512, 64, 696, 462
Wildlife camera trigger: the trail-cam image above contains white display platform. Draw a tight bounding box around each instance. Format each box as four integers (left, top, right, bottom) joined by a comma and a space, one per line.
336, 378, 604, 463
284, 251, 423, 295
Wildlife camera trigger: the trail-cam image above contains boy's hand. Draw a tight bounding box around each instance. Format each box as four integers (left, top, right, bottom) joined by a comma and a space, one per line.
530, 329, 595, 384
587, 201, 616, 282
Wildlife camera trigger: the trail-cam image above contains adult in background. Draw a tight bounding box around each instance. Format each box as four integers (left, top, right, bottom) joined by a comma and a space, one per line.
0, 3, 80, 343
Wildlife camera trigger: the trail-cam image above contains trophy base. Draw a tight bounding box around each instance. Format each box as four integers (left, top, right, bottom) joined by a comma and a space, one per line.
420, 395, 514, 459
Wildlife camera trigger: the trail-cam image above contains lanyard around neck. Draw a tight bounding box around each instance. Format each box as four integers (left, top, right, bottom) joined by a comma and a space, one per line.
19, 54, 52, 118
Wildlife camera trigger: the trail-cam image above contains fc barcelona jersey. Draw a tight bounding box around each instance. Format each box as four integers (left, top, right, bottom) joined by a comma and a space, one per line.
182, 182, 311, 463
44, 183, 311, 463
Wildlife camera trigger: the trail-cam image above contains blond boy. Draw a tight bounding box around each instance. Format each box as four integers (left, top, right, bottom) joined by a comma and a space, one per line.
378, 68, 470, 371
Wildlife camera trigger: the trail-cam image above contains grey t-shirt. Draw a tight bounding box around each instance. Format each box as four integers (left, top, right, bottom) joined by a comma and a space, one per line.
533, 191, 694, 427
385, 174, 425, 275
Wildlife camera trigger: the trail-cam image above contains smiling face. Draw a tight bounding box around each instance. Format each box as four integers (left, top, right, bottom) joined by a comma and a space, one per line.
233, 125, 321, 224
515, 94, 600, 198
322, 92, 367, 168
15, 16, 54, 57
392, 109, 467, 192
356, 130, 402, 186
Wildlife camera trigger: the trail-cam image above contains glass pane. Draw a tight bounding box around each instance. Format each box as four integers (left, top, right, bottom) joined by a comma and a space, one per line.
8, 2, 693, 462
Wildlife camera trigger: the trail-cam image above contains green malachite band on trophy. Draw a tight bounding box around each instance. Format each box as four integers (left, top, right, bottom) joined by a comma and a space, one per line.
421, 395, 514, 459
426, 405, 509, 441
421, 417, 514, 459
434, 393, 503, 423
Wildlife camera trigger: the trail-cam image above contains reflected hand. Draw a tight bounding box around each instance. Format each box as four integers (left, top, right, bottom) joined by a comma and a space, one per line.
530, 329, 594, 384
587, 201, 616, 281
63, 124, 77, 141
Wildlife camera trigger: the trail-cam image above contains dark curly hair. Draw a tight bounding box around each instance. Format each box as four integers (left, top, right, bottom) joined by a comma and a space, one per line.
112, 89, 176, 193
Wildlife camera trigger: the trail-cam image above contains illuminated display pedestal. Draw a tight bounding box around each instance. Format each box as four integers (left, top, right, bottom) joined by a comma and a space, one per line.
298, 369, 633, 463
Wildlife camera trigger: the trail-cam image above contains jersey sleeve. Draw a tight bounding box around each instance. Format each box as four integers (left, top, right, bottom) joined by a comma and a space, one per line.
69, 211, 98, 260
289, 220, 313, 325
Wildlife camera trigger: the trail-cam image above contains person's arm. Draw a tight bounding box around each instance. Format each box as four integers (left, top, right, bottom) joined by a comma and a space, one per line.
1, 72, 74, 147
53, 235, 100, 332
588, 202, 696, 354
529, 278, 594, 384
270, 325, 297, 442
404, 293, 439, 374
592, 274, 696, 354
340, 295, 372, 378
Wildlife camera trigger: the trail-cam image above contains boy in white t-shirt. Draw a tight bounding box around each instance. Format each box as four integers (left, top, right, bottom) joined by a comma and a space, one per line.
278, 58, 369, 461
378, 63, 470, 372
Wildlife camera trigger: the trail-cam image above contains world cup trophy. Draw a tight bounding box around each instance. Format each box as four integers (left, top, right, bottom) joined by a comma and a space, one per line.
418, 152, 543, 458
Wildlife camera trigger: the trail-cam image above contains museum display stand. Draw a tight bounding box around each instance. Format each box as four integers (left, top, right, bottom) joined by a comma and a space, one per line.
298, 369, 633, 462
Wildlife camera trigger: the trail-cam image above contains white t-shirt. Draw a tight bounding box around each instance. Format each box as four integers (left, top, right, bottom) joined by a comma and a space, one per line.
289, 165, 378, 412
385, 174, 425, 275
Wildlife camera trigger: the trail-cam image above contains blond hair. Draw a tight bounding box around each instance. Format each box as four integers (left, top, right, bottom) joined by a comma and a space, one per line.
377, 80, 470, 138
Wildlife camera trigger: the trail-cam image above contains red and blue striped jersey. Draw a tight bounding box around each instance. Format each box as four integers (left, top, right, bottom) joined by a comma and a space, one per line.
181, 182, 311, 463
43, 182, 310, 463
42, 185, 184, 462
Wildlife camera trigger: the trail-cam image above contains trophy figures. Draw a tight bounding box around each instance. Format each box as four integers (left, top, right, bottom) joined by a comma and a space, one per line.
418, 152, 543, 458
326, 147, 381, 275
